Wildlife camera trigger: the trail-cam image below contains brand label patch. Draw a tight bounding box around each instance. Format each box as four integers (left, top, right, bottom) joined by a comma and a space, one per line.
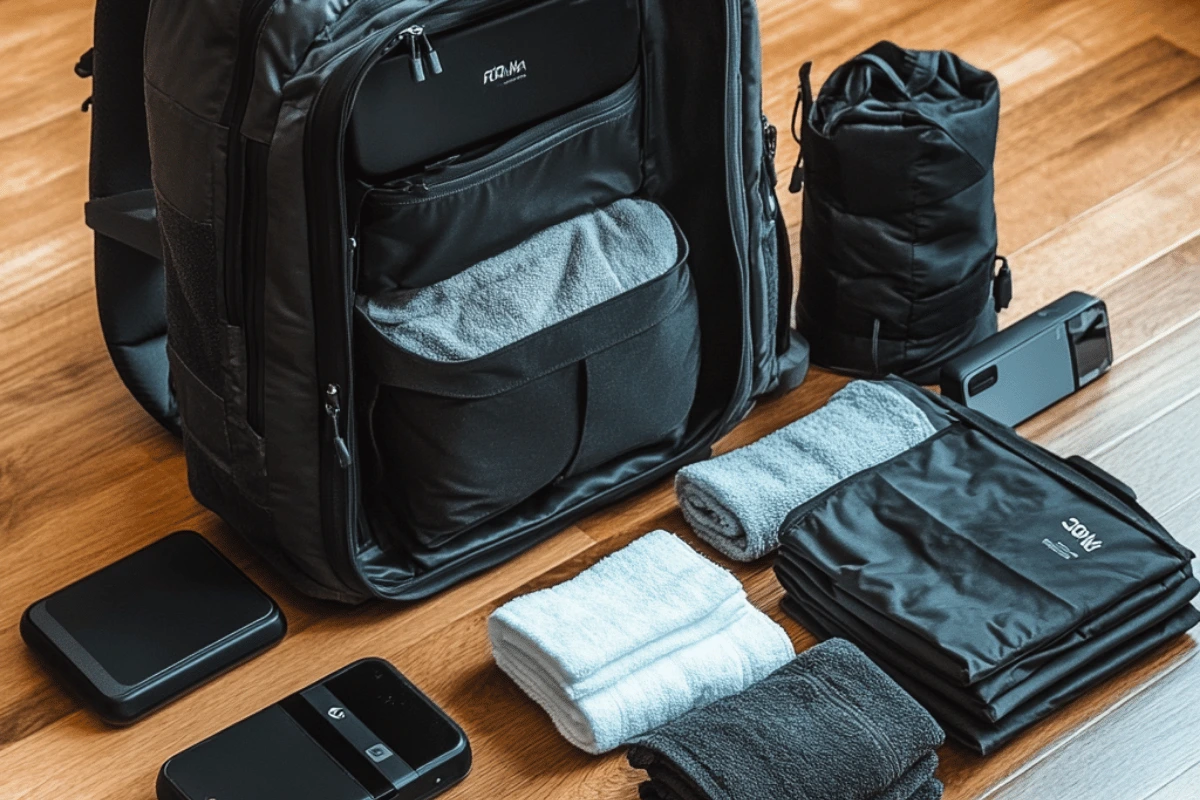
483, 60, 528, 85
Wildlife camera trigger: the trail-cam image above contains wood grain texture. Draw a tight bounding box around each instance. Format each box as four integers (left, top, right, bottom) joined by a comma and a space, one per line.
3, 1, 1200, 799
1147, 759, 1200, 800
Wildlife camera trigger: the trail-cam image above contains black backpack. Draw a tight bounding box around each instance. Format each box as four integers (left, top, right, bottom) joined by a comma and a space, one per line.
792, 42, 1012, 384
83, 0, 808, 602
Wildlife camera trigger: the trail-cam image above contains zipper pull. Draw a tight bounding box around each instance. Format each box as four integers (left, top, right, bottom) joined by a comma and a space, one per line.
324, 384, 353, 468
395, 177, 429, 195
421, 31, 443, 76
763, 116, 779, 187
404, 26, 426, 82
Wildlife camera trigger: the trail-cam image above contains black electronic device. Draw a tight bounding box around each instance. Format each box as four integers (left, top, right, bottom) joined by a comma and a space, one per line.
939, 291, 1112, 427
157, 658, 471, 800
347, 0, 641, 178
20, 531, 286, 725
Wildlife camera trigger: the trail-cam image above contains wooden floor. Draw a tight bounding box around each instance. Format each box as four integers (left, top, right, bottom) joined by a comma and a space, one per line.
4, 0, 1200, 797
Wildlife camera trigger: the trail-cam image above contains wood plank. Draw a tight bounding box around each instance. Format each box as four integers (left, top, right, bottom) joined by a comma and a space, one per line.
765, 0, 1161, 240
1032, 319, 1200, 460
1004, 148, 1200, 318
0, 525, 599, 761
998, 69, 1200, 251
1088, 390, 1200, 515
1160, 491, 1200, 553
0, 1, 94, 141
996, 37, 1200, 183
3, 1, 1199, 799
1146, 758, 1200, 800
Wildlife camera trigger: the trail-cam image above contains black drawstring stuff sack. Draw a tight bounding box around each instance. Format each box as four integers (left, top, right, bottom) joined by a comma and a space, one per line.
791, 42, 1012, 384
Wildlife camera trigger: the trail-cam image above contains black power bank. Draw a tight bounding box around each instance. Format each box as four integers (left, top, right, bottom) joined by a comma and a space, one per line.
20, 531, 286, 725
348, 0, 641, 178
157, 659, 471, 800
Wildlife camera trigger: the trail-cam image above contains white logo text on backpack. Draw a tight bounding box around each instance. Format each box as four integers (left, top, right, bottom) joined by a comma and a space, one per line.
483, 60, 528, 85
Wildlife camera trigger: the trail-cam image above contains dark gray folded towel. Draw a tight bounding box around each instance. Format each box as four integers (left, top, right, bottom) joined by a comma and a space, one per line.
627, 639, 945, 800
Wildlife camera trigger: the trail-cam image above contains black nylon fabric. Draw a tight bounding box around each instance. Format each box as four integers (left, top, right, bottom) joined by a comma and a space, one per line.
781, 597, 1200, 755
777, 559, 1198, 722
357, 75, 644, 293
360, 255, 701, 548
774, 379, 1198, 754
128, 0, 800, 602
797, 42, 1003, 384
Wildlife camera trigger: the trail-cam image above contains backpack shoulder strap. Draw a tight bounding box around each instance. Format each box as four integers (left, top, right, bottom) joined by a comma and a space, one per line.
85, 0, 179, 434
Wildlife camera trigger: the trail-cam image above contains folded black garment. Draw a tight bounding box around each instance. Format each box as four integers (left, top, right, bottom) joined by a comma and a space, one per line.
777, 550, 1195, 699
782, 597, 1200, 755
775, 425, 1193, 688
627, 639, 945, 800
776, 555, 1200, 721
770, 379, 1199, 755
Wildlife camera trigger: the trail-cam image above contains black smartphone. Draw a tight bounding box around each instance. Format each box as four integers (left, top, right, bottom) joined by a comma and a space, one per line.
939, 291, 1112, 427
157, 658, 471, 800
20, 531, 286, 725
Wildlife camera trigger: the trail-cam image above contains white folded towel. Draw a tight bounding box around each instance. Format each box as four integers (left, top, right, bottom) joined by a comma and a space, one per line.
675, 380, 938, 562
489, 530, 794, 753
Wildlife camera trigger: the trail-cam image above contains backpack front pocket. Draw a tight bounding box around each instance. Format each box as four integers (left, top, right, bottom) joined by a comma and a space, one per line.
357, 199, 699, 547
356, 74, 643, 293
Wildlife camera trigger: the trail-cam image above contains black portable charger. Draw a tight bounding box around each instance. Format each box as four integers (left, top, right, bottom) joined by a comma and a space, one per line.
157, 658, 471, 800
20, 531, 286, 725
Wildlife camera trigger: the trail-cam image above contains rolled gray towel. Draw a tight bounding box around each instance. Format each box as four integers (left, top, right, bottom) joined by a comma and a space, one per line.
627, 638, 946, 800
363, 197, 679, 362
675, 380, 937, 561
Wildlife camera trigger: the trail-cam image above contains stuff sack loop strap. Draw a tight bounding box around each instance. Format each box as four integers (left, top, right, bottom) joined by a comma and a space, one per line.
852, 52, 910, 95
857, 41, 941, 96
788, 62, 813, 193
993, 255, 1013, 312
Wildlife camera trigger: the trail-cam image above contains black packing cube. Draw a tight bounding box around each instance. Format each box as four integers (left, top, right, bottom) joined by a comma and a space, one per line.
774, 378, 1199, 754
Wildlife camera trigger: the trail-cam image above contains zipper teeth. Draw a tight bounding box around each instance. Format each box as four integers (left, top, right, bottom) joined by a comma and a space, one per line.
373, 82, 640, 204
719, 0, 753, 429
307, 2, 461, 593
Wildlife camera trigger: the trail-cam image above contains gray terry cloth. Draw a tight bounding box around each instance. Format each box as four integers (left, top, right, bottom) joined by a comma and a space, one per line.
362, 197, 679, 362
675, 380, 937, 561
627, 639, 946, 800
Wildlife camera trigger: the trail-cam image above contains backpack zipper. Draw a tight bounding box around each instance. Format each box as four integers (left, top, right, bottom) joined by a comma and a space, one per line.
371, 75, 639, 203
722, 0, 754, 422
397, 25, 443, 82
324, 383, 353, 468
221, 0, 275, 434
